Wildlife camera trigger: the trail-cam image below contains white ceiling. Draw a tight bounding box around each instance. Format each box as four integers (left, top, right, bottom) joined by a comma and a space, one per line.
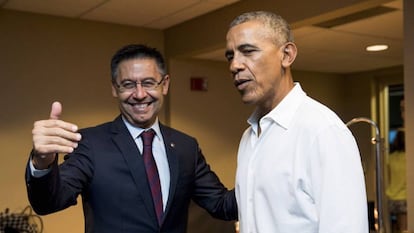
0, 0, 403, 74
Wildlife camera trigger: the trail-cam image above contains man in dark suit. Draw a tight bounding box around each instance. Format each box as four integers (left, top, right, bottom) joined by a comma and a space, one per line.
25, 44, 237, 233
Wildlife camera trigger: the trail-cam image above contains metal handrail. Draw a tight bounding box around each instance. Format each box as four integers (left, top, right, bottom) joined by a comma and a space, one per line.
346, 117, 384, 233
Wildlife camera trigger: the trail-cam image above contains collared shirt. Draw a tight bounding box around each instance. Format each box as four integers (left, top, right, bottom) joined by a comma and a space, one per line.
122, 117, 170, 211
235, 83, 368, 233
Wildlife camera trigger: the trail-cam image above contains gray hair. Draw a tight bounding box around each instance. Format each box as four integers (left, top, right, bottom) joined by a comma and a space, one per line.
229, 11, 294, 46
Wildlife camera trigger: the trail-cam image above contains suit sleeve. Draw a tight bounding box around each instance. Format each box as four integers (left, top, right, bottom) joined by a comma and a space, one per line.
25, 136, 94, 215
191, 146, 238, 221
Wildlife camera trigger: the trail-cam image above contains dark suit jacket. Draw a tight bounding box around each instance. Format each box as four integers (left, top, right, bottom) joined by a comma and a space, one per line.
25, 116, 237, 233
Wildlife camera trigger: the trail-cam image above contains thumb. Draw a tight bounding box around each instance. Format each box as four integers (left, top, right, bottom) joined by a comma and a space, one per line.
50, 101, 62, 120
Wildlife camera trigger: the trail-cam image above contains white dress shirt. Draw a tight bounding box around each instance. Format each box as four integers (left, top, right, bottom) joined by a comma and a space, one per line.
235, 83, 368, 233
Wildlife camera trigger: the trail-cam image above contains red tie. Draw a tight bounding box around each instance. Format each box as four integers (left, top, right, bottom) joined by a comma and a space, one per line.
141, 129, 163, 225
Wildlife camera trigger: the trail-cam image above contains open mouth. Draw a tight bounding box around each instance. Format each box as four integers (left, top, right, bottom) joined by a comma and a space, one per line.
234, 79, 251, 89
130, 101, 153, 111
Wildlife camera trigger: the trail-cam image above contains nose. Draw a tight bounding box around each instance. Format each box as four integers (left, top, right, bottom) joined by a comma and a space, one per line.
229, 55, 244, 76
132, 84, 148, 99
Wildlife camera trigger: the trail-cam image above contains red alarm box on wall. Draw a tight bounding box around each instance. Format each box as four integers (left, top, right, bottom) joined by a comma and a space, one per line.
190, 77, 208, 91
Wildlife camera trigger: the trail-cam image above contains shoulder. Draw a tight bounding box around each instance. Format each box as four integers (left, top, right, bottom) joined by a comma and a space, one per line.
160, 124, 196, 141
159, 124, 200, 149
79, 121, 113, 134
78, 116, 124, 139
283, 84, 346, 131
303, 96, 344, 124
294, 96, 350, 138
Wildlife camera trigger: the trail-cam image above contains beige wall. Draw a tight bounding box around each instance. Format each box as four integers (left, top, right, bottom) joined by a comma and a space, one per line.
168, 59, 250, 232
168, 59, 252, 188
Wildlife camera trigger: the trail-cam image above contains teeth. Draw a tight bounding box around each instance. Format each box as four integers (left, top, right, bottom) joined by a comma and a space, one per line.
134, 103, 148, 110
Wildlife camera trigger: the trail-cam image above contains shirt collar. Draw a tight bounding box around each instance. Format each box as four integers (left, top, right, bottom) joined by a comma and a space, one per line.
248, 82, 306, 130
122, 116, 162, 140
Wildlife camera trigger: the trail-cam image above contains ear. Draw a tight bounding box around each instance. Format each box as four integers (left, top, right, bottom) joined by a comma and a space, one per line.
281, 42, 297, 68
162, 75, 170, 95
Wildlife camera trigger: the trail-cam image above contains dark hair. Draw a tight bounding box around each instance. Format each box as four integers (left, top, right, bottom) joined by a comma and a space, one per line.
110, 44, 167, 83
390, 130, 405, 153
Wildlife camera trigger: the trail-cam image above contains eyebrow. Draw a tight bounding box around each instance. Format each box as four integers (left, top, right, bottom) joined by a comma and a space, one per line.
239, 43, 256, 49
120, 76, 157, 82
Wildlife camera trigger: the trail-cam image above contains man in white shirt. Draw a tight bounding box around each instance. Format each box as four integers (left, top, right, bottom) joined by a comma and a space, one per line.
225, 11, 368, 233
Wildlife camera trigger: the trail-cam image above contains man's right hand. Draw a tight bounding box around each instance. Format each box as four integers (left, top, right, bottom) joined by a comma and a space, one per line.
32, 101, 82, 169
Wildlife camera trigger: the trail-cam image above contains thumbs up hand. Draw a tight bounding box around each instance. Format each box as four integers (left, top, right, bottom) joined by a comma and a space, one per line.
32, 101, 82, 169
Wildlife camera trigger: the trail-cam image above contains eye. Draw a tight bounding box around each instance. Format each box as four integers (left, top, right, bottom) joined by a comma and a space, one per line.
226, 55, 234, 62
121, 81, 136, 89
241, 48, 256, 55
225, 51, 234, 62
141, 80, 157, 88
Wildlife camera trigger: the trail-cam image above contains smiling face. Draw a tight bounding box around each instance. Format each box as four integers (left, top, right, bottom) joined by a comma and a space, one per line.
225, 20, 296, 115
111, 58, 169, 128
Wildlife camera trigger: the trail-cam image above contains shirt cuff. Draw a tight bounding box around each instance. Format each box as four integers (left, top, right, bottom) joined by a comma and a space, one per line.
29, 158, 51, 177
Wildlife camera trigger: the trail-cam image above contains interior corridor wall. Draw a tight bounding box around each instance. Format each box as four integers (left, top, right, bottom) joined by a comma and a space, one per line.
168, 59, 250, 232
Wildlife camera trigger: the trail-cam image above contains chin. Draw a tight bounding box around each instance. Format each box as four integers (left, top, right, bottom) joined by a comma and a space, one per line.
241, 95, 255, 105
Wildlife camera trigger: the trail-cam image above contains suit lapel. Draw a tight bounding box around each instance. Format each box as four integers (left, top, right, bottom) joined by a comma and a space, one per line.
159, 124, 179, 218
110, 116, 158, 224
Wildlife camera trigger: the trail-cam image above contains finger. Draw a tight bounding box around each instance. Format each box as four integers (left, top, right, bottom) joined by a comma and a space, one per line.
50, 101, 62, 120
33, 136, 79, 154
33, 123, 81, 142
34, 119, 80, 135
34, 143, 77, 155
48, 102, 78, 132
51, 127, 82, 141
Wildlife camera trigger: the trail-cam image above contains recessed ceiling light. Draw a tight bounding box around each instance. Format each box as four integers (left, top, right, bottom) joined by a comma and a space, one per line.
366, 44, 389, 52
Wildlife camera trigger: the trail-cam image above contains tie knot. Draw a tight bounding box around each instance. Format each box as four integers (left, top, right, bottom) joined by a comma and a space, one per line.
141, 129, 155, 146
